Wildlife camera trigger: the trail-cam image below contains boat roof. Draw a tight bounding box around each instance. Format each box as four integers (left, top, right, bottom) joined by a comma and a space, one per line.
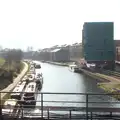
27, 74, 35, 77
4, 99, 17, 106
36, 69, 42, 74
30, 68, 35, 71
35, 63, 41, 65
24, 82, 37, 93
69, 64, 78, 67
30, 69, 35, 72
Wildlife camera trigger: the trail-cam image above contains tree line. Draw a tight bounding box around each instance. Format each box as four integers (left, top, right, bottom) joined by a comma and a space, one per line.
3, 49, 23, 73
0, 49, 23, 90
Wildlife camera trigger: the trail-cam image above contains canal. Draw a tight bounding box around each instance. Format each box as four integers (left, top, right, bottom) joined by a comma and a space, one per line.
33, 61, 120, 109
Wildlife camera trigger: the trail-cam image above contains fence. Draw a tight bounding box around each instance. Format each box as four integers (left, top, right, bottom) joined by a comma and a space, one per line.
1, 92, 120, 119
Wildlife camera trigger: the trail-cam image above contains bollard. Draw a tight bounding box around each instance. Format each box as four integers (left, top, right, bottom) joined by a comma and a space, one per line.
69, 110, 71, 119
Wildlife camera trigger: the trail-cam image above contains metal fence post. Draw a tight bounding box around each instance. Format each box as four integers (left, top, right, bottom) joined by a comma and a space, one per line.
41, 93, 43, 118
90, 112, 92, 120
69, 110, 71, 119
21, 104, 23, 119
110, 112, 112, 117
86, 94, 88, 120
47, 109, 49, 120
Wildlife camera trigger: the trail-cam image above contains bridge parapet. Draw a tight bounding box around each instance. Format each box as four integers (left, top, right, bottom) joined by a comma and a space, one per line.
1, 92, 120, 119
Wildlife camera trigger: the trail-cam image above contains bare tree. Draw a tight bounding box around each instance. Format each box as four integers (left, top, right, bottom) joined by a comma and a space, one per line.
4, 49, 23, 72
0, 45, 3, 51
5, 49, 23, 62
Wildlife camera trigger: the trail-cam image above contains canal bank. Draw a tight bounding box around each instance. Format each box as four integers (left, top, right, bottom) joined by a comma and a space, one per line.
43, 61, 120, 99
45, 61, 71, 66
77, 68, 120, 100
1, 61, 29, 99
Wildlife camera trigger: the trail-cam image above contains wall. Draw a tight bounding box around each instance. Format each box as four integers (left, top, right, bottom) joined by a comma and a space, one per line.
51, 49, 70, 62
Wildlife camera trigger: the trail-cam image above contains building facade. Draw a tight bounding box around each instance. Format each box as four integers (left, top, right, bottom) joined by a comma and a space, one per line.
50, 48, 70, 62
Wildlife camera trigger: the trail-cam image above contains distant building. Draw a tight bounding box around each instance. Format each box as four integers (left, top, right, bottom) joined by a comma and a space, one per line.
69, 43, 82, 61
50, 48, 70, 62
40, 51, 51, 61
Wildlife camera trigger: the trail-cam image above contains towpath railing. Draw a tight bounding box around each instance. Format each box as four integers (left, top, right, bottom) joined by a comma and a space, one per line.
1, 92, 120, 119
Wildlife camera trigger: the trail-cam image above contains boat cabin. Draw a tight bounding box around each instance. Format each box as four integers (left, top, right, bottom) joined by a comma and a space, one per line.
69, 64, 79, 69
35, 64, 41, 69
23, 82, 37, 101
69, 64, 79, 72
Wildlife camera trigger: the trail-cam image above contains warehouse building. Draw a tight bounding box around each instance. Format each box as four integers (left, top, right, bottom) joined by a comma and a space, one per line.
39, 51, 51, 61
50, 48, 70, 62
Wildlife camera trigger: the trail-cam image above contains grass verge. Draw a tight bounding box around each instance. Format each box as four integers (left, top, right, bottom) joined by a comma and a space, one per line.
80, 68, 120, 100
98, 83, 120, 100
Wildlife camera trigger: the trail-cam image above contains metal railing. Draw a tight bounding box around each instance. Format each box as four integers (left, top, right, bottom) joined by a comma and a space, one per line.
1, 92, 120, 119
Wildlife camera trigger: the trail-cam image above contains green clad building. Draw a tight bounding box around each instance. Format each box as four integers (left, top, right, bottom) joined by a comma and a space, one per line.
82, 22, 115, 70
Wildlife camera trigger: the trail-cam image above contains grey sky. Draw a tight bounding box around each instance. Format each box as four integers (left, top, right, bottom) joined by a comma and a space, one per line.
0, 0, 119, 50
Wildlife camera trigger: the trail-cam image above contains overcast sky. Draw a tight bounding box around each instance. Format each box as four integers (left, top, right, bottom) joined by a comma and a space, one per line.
0, 0, 119, 50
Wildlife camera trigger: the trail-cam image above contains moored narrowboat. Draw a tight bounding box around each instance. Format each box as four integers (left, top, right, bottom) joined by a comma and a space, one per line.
22, 82, 38, 107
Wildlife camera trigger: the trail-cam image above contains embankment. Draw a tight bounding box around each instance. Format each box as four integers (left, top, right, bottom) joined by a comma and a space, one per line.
1, 61, 29, 101
45, 61, 70, 66
79, 68, 120, 100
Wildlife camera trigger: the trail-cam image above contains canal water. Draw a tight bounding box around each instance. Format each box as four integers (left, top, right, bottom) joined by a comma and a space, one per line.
22, 61, 120, 117
32, 61, 120, 110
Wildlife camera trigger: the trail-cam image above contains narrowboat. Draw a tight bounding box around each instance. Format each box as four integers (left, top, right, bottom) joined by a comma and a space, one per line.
35, 64, 41, 69
69, 65, 80, 73
22, 82, 38, 107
